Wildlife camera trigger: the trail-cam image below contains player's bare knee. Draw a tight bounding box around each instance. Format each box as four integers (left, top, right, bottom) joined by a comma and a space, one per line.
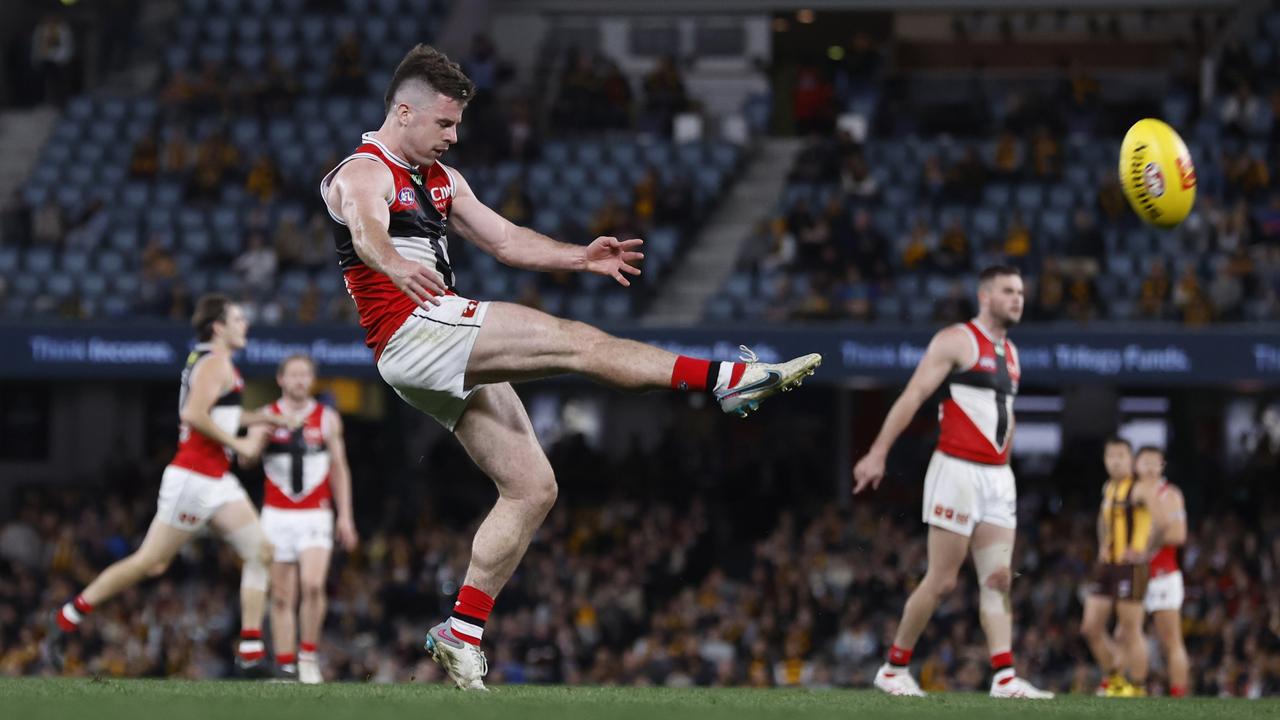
300, 578, 325, 601
259, 541, 275, 566
529, 471, 558, 514
984, 566, 1012, 593
925, 571, 959, 597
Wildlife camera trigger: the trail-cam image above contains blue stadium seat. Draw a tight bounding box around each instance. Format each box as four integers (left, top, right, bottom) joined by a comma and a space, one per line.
60, 250, 91, 274
97, 250, 128, 275
1014, 185, 1043, 210
705, 296, 736, 322
648, 227, 679, 265
101, 296, 133, 318
600, 294, 630, 322
566, 295, 596, 321
245, 0, 274, 16
1039, 209, 1069, 240
12, 273, 41, 297
982, 184, 1011, 207
607, 142, 638, 167
0, 248, 17, 274
235, 45, 267, 71
79, 274, 108, 299
187, 271, 212, 296
46, 275, 75, 299
184, 0, 211, 14
874, 297, 902, 323
723, 273, 752, 302
24, 247, 55, 274
214, 0, 241, 14
364, 17, 390, 44
300, 16, 326, 44
345, 0, 371, 13
267, 17, 296, 44
181, 230, 212, 257
1106, 254, 1134, 278
111, 272, 139, 297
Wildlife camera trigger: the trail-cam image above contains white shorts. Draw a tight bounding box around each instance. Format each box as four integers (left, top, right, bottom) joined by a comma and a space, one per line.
921, 451, 1017, 537
260, 507, 333, 563
1144, 571, 1184, 613
377, 295, 490, 431
156, 464, 250, 531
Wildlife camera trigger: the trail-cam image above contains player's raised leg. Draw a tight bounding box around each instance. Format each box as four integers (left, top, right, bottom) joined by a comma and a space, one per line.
210, 498, 273, 675
269, 561, 299, 678
464, 302, 821, 417
873, 525, 969, 696
424, 383, 553, 690
1152, 608, 1189, 697
971, 522, 1052, 699
296, 546, 332, 684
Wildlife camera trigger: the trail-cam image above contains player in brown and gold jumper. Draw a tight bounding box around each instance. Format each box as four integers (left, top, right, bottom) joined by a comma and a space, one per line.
1080, 437, 1159, 697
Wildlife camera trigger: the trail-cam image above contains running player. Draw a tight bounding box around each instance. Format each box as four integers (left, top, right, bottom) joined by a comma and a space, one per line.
852, 265, 1052, 699
1133, 447, 1190, 698
255, 354, 357, 684
1081, 437, 1152, 697
321, 45, 821, 690
49, 294, 285, 675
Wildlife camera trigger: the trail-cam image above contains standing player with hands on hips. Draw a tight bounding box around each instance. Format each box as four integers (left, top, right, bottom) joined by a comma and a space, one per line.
852, 266, 1052, 699
251, 354, 357, 683
321, 44, 821, 690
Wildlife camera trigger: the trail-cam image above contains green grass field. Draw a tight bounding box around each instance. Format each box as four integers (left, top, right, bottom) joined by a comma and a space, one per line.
3, 679, 1277, 720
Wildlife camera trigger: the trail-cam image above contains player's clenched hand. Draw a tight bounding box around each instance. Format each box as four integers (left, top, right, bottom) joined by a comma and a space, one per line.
232, 428, 269, 462
852, 452, 886, 495
584, 236, 644, 287
386, 256, 445, 308
336, 515, 358, 551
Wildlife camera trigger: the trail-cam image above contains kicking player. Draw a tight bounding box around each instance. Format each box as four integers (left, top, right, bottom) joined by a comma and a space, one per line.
321, 45, 820, 689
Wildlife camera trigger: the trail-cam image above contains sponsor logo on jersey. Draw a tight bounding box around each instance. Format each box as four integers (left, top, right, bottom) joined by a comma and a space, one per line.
979, 356, 997, 370
397, 186, 417, 206
429, 184, 454, 213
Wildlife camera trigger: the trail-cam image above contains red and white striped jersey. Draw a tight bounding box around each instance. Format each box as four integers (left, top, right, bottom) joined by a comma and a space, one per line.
937, 320, 1020, 466
320, 132, 459, 360
261, 400, 332, 510
171, 344, 243, 477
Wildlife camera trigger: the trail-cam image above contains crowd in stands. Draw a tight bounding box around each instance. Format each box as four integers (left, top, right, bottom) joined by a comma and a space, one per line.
2, 415, 1278, 696
718, 13, 1280, 325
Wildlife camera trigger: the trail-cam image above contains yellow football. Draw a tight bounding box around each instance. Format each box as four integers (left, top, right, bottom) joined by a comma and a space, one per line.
1118, 118, 1197, 228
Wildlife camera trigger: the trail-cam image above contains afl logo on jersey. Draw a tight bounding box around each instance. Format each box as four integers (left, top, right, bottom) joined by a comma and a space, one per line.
397, 187, 417, 206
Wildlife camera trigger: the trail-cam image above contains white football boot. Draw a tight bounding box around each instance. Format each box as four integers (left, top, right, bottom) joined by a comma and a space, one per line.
873, 663, 926, 697
298, 652, 322, 684
424, 622, 488, 691
715, 346, 822, 418
990, 674, 1055, 699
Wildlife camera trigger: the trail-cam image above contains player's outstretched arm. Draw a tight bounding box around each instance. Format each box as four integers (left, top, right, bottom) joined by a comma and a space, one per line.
328, 158, 445, 307
852, 326, 969, 494
450, 169, 644, 286
324, 407, 358, 551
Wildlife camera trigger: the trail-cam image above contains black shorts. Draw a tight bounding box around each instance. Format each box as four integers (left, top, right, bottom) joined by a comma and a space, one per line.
1086, 562, 1149, 602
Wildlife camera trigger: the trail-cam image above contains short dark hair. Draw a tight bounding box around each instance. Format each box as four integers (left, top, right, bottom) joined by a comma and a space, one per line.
192, 294, 232, 342
1136, 445, 1165, 460
1105, 435, 1133, 451
277, 353, 316, 377
384, 44, 475, 114
979, 265, 1022, 285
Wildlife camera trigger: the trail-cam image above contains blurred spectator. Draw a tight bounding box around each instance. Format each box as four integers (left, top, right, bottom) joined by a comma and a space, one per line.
642, 55, 690, 136
991, 131, 1023, 179
245, 154, 281, 203
1209, 265, 1245, 321
31, 202, 63, 246
1036, 258, 1066, 321
328, 33, 368, 96
273, 216, 307, 272
129, 134, 160, 179
1002, 211, 1031, 266
1138, 258, 1172, 319
791, 64, 834, 135
1175, 262, 1213, 325
933, 280, 974, 323
233, 232, 278, 298
901, 216, 935, 271
497, 179, 534, 226
31, 14, 75, 106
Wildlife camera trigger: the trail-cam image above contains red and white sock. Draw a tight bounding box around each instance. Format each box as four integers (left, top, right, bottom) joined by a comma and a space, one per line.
991, 651, 1016, 685
886, 644, 913, 669
276, 652, 296, 667
238, 629, 265, 662
670, 357, 746, 393
449, 585, 494, 646
1170, 685, 1187, 698
56, 595, 93, 632
299, 641, 317, 659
